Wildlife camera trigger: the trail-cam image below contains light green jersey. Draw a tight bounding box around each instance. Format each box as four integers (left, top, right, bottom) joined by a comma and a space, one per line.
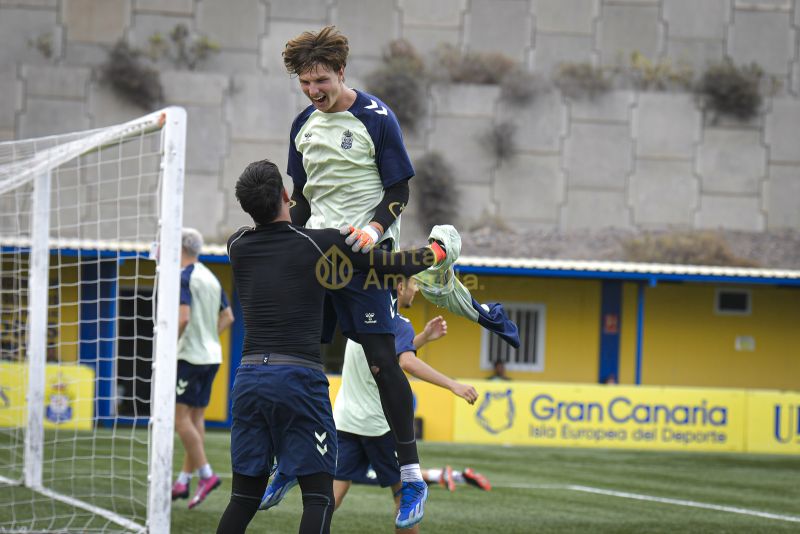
178, 262, 225, 365
333, 339, 390, 436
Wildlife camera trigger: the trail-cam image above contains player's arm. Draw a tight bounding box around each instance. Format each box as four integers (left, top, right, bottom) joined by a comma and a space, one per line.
178, 305, 190, 337
399, 352, 478, 405
343, 179, 409, 252
290, 187, 310, 226
216, 288, 234, 334
342, 231, 446, 277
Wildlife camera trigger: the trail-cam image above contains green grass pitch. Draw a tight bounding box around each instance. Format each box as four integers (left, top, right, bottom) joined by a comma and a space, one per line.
2, 429, 799, 533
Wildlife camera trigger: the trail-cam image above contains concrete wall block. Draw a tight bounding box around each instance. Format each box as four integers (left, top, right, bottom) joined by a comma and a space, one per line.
334, 0, 399, 58
698, 129, 766, 194
729, 10, 794, 74
401, 25, 461, 58
88, 83, 146, 128
561, 189, 632, 230
764, 98, 800, 162
635, 92, 700, 158
62, 0, 130, 44
222, 140, 291, 192
183, 172, 225, 240
267, 0, 329, 21
402, 0, 465, 26
0, 79, 22, 130
0, 0, 58, 7
430, 83, 500, 116
22, 65, 90, 99
260, 21, 314, 76
0, 8, 60, 75
63, 42, 107, 67
228, 74, 296, 141
630, 159, 697, 226
569, 90, 633, 122
134, 0, 193, 15
128, 13, 194, 50
663, 0, 727, 40
18, 98, 89, 138
498, 89, 565, 153
184, 105, 227, 174
197, 0, 264, 50
765, 164, 800, 229
695, 194, 764, 230
532, 33, 594, 76
564, 123, 633, 189
196, 50, 260, 75
734, 0, 792, 9
599, 4, 660, 64
428, 115, 496, 184
466, 0, 531, 60
533, 0, 595, 34
161, 70, 228, 106
455, 182, 495, 228
494, 154, 562, 221
665, 39, 725, 75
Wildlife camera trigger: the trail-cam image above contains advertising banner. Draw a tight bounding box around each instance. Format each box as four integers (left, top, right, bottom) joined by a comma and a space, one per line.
454, 381, 747, 452
0, 362, 94, 431
746, 390, 800, 455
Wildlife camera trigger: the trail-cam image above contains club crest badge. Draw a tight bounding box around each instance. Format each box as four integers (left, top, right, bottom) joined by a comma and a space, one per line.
475, 389, 515, 434
341, 130, 353, 150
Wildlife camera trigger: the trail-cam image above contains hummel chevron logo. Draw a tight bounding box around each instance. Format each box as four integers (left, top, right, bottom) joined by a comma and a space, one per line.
176, 379, 189, 396
365, 99, 388, 115
315, 431, 327, 455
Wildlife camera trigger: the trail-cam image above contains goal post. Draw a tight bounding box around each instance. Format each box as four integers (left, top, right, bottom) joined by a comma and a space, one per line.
0, 107, 186, 533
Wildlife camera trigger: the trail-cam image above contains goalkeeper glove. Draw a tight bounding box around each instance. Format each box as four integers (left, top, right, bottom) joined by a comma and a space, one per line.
428, 240, 447, 265
341, 224, 382, 253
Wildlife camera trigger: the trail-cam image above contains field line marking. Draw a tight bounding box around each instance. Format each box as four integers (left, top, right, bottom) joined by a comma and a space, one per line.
568, 485, 800, 524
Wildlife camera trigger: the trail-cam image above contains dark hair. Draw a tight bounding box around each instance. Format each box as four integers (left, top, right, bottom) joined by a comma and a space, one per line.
283, 25, 349, 75
235, 160, 284, 225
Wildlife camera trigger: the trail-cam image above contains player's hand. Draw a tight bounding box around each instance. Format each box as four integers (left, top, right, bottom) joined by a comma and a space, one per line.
452, 383, 478, 405
423, 316, 447, 342
340, 224, 382, 253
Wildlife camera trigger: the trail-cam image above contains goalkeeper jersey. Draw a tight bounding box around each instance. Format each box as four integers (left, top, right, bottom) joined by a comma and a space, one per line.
333, 313, 416, 437
287, 89, 414, 250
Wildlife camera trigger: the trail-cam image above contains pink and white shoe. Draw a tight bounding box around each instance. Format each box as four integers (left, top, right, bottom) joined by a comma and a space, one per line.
188, 474, 221, 509
171, 480, 189, 501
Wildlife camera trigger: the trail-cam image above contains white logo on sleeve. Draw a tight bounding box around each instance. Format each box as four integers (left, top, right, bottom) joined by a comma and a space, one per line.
364, 312, 377, 324
315, 431, 328, 456
365, 99, 388, 115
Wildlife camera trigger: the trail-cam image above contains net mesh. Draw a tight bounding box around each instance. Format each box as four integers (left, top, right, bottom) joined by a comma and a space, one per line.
0, 113, 171, 533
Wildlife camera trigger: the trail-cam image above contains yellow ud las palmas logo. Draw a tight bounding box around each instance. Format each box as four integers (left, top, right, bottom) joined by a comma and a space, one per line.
316, 245, 354, 290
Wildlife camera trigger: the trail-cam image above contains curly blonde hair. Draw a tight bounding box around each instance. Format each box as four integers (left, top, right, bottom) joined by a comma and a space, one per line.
283, 25, 349, 75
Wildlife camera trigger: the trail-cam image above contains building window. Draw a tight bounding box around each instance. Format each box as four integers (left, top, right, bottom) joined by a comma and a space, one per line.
715, 288, 751, 315
481, 303, 545, 372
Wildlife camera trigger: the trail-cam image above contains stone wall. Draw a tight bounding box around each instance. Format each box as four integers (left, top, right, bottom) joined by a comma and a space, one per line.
0, 0, 798, 244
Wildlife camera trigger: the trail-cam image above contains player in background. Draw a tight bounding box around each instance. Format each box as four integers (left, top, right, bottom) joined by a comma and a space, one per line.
282, 25, 428, 529
260, 277, 486, 532
216, 160, 448, 534
171, 228, 234, 509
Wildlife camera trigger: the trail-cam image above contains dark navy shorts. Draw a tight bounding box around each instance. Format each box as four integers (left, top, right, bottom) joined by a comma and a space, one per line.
230, 365, 337, 478
335, 430, 399, 488
175, 360, 219, 408
322, 271, 396, 342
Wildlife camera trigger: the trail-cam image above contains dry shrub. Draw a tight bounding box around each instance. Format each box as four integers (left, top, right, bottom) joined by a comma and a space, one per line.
365, 39, 427, 132
482, 121, 517, 164
500, 69, 548, 106
696, 60, 765, 121
101, 41, 163, 110
622, 232, 759, 267
627, 51, 694, 91
413, 152, 460, 228
554, 62, 610, 100
435, 44, 516, 84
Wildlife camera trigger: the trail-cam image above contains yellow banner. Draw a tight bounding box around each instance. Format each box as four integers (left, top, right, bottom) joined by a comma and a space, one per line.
454, 381, 746, 452
746, 390, 800, 455
0, 363, 95, 431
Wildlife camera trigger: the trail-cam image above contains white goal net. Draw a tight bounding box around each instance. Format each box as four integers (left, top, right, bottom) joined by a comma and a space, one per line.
0, 108, 186, 533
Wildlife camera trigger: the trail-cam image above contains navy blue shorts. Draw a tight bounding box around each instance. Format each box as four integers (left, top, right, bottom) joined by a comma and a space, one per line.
322, 272, 396, 342
175, 361, 219, 408
335, 430, 399, 488
230, 364, 337, 478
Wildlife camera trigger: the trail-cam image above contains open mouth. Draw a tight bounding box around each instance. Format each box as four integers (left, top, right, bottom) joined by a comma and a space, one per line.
311, 95, 327, 107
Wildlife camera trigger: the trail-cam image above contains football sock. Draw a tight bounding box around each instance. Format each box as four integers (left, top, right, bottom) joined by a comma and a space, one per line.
426, 468, 443, 481
452, 470, 465, 483
177, 471, 192, 485
199, 463, 213, 479
216, 472, 267, 534
400, 463, 423, 483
